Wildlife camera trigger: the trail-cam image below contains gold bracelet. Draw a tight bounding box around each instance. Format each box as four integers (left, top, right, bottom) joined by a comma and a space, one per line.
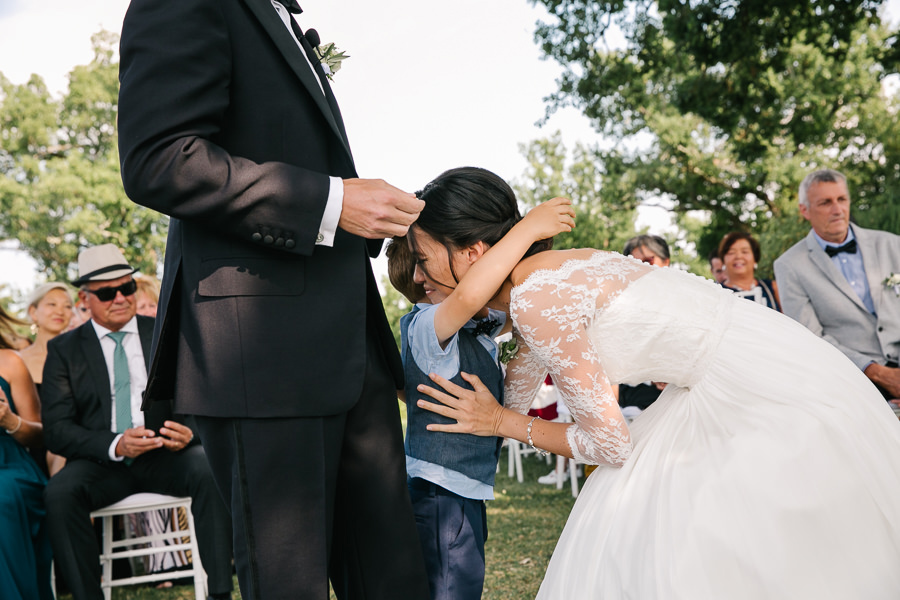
526, 416, 549, 457
5, 414, 22, 435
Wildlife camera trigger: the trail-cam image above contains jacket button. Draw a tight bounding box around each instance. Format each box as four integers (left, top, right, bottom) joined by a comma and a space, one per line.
285, 239, 296, 249
264, 235, 274, 244
878, 326, 884, 332
275, 237, 285, 247
252, 233, 262, 242
316, 233, 324, 243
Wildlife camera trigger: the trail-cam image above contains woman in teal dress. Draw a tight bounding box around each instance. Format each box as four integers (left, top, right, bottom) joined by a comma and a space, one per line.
0, 305, 53, 600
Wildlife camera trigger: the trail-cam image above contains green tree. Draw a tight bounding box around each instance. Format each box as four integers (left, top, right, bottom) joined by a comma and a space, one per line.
0, 30, 169, 285
529, 0, 900, 274
381, 275, 415, 350
513, 132, 640, 253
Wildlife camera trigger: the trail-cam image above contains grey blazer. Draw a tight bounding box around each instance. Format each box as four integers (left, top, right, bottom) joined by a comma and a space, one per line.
774, 224, 900, 370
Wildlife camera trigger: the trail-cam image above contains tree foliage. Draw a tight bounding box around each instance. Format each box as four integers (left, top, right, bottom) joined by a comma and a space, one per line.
530, 0, 900, 273
381, 275, 415, 351
0, 30, 168, 285
513, 131, 641, 253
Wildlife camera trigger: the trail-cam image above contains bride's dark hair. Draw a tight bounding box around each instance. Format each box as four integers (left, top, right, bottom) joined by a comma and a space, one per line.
409, 166, 553, 284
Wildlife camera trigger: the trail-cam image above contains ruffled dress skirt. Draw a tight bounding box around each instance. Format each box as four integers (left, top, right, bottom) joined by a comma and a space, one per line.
537, 269, 900, 599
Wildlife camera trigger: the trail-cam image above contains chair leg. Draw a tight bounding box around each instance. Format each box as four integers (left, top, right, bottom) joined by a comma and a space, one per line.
514, 441, 524, 483
102, 515, 113, 600
555, 455, 566, 489
568, 459, 579, 498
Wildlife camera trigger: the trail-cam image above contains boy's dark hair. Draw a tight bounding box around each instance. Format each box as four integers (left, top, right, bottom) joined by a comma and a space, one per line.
386, 236, 426, 304
409, 166, 552, 284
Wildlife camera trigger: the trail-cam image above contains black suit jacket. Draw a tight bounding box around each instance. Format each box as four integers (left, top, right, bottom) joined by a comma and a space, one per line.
118, 0, 402, 418
41, 316, 171, 463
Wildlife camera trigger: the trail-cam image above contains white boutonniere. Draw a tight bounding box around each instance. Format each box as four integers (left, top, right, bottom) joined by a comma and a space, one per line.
499, 338, 518, 365
884, 273, 900, 297
314, 43, 349, 80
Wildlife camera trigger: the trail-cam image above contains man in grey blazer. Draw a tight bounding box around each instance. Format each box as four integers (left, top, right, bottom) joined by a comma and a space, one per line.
774, 169, 900, 399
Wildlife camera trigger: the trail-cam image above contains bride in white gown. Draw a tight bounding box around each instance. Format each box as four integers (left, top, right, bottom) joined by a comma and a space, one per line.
411, 167, 900, 599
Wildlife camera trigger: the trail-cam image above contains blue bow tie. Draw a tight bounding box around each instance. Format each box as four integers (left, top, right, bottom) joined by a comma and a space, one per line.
825, 239, 857, 257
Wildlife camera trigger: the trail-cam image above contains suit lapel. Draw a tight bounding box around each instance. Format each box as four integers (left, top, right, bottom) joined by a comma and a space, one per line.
805, 231, 868, 312
80, 323, 114, 431
242, 0, 354, 163
855, 225, 886, 314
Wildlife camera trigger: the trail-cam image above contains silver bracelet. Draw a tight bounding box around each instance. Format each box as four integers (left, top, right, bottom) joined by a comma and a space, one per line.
526, 416, 549, 457
5, 414, 22, 435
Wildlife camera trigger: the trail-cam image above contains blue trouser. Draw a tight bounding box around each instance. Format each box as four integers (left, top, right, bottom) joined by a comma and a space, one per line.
408, 477, 488, 600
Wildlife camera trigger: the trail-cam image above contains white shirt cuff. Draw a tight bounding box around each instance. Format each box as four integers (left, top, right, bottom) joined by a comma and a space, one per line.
109, 434, 125, 461
317, 176, 343, 247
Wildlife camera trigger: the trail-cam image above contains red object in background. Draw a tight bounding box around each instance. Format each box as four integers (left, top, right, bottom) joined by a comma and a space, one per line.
527, 374, 559, 420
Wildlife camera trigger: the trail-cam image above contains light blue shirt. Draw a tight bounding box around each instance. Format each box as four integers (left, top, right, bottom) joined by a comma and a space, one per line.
404, 303, 505, 500
813, 228, 875, 314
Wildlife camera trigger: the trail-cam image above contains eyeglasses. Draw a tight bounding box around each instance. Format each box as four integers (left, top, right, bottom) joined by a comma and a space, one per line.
84, 279, 138, 302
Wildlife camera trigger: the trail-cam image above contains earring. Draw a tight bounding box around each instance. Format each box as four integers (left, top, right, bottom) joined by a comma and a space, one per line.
30, 323, 37, 336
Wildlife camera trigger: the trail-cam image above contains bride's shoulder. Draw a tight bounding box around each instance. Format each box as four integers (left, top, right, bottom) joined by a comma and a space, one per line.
511, 248, 620, 287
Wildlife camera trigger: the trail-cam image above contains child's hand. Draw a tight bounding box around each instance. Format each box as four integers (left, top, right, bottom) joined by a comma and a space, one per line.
519, 197, 576, 240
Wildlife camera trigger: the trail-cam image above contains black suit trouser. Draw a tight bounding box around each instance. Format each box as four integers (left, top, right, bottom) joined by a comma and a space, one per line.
43, 445, 234, 600
194, 331, 430, 600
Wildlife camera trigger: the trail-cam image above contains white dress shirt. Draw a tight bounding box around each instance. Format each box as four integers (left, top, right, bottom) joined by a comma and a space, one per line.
90, 317, 148, 460
271, 0, 344, 247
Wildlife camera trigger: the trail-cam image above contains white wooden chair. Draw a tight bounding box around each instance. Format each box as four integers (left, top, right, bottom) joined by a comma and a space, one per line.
505, 438, 552, 483
91, 493, 206, 600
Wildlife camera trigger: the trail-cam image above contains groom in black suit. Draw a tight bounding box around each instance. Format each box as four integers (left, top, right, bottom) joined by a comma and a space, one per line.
117, 1, 430, 599
41, 245, 234, 600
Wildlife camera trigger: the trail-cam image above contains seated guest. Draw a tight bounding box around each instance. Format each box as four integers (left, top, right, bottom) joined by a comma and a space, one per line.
41, 244, 234, 600
708, 250, 727, 284
619, 236, 669, 412
19, 282, 74, 476
617, 381, 663, 412
623, 234, 670, 266
134, 275, 160, 318
20, 282, 74, 389
718, 232, 782, 311
0, 305, 53, 600
775, 168, 900, 399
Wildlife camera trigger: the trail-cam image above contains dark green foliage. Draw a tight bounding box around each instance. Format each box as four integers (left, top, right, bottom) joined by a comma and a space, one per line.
0, 31, 168, 285
529, 0, 900, 272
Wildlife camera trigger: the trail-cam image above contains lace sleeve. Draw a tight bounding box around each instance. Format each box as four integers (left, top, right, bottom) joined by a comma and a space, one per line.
511, 266, 634, 467
503, 331, 547, 416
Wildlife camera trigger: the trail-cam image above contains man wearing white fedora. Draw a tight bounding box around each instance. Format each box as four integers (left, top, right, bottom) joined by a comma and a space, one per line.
41, 244, 234, 600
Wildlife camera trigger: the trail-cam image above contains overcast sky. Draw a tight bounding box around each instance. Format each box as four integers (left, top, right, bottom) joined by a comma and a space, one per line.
2, 0, 897, 299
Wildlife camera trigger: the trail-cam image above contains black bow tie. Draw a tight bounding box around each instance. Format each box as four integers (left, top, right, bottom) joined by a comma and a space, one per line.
825, 239, 857, 257
275, 0, 302, 14
472, 318, 501, 337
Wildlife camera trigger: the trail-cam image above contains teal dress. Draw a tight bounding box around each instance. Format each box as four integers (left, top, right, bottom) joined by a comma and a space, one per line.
0, 375, 53, 600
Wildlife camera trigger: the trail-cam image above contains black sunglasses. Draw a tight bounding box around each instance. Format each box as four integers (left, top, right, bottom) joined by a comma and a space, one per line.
84, 279, 138, 302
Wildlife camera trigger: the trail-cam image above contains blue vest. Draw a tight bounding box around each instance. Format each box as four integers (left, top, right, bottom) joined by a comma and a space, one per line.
401, 307, 504, 486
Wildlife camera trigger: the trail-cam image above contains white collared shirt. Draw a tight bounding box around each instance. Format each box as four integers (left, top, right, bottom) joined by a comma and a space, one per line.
270, 0, 343, 247
90, 317, 148, 460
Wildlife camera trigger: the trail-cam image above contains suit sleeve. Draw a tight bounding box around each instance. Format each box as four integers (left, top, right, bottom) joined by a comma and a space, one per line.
775, 256, 873, 370
117, 0, 330, 256
41, 341, 118, 463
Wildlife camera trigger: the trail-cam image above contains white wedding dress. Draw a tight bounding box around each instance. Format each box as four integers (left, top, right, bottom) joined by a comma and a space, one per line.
504, 251, 900, 600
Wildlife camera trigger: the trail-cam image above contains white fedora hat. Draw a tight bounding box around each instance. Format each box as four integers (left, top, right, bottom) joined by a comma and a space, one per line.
71, 244, 136, 286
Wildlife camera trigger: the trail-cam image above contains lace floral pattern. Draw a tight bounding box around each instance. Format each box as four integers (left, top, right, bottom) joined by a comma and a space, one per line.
505, 252, 649, 466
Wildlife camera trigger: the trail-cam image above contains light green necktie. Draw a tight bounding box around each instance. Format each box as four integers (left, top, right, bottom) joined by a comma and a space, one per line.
107, 331, 132, 433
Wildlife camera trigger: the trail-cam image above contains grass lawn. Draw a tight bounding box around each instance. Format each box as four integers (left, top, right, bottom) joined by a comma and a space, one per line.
59, 442, 578, 599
